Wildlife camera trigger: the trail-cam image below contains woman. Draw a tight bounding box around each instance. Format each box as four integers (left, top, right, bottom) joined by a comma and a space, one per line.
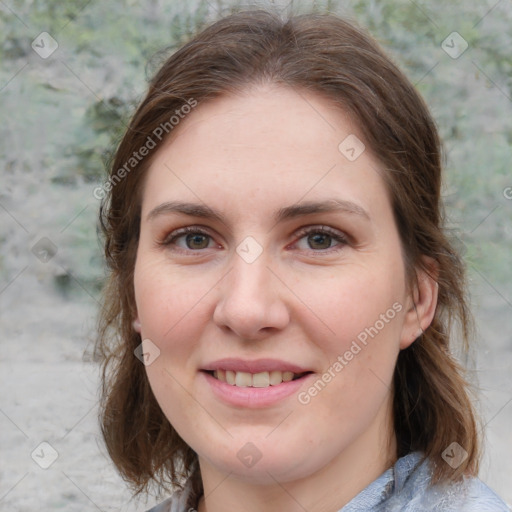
95, 9, 510, 512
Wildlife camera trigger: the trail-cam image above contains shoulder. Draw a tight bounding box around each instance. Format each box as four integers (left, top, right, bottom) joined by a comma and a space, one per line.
146, 497, 174, 512
457, 477, 511, 511
146, 495, 192, 512
389, 455, 510, 511
146, 481, 196, 512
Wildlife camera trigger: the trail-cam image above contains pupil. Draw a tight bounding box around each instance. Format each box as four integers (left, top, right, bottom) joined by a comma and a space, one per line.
184, 233, 332, 250
186, 233, 209, 249
309, 233, 331, 250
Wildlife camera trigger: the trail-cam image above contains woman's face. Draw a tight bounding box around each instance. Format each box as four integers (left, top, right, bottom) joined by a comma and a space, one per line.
133, 85, 422, 485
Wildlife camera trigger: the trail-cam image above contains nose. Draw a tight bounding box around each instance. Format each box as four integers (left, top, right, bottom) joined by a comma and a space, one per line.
212, 253, 290, 341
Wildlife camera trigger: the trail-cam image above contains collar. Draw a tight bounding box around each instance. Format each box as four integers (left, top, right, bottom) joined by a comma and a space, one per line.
341, 451, 425, 511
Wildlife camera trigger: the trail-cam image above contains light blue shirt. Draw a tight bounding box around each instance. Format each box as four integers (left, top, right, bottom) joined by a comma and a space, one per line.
147, 452, 510, 511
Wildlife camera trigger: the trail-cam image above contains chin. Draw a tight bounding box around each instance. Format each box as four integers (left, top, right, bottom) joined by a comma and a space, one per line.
199, 437, 327, 485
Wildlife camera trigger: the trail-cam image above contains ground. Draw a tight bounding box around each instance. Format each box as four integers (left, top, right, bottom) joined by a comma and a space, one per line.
0, 270, 510, 511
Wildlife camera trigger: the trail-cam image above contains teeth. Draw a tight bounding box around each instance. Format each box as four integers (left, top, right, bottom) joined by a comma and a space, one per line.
235, 371, 252, 387
212, 370, 302, 387
282, 371, 294, 382
252, 371, 270, 388
225, 370, 236, 385
269, 370, 283, 386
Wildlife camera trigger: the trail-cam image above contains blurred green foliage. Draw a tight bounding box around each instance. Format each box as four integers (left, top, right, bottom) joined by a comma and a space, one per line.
1, 0, 511, 294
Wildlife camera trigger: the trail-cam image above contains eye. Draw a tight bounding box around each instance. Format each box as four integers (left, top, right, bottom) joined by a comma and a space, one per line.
293, 225, 348, 252
159, 225, 349, 254
160, 226, 218, 251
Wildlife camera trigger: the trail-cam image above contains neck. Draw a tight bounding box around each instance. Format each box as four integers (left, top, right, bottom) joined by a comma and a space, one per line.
197, 396, 396, 512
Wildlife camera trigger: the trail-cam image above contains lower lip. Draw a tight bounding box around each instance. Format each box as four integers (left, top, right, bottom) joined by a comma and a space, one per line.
201, 371, 313, 408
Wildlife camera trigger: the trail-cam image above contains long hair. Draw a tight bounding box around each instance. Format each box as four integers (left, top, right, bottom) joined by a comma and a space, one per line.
96, 9, 479, 495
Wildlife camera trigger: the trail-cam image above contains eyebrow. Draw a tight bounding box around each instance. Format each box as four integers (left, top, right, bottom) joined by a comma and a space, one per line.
146, 198, 370, 224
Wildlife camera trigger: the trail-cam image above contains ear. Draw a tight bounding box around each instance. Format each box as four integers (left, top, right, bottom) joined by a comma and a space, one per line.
399, 257, 439, 350
132, 317, 142, 333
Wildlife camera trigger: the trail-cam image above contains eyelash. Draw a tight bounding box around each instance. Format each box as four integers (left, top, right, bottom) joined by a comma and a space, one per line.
159, 225, 349, 255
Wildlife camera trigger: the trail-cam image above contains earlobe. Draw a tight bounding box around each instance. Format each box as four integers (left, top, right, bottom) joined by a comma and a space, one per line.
133, 317, 142, 333
400, 258, 439, 350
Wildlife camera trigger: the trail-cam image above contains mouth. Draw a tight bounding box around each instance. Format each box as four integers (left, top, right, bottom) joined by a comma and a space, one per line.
201, 369, 312, 388
200, 359, 315, 407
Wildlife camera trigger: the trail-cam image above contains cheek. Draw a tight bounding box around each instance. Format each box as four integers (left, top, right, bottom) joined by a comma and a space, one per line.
133, 257, 213, 429
291, 262, 405, 406
134, 256, 210, 339
293, 261, 405, 349
133, 256, 222, 405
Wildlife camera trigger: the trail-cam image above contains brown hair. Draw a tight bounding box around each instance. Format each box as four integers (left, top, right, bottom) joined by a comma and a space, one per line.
96, 9, 480, 496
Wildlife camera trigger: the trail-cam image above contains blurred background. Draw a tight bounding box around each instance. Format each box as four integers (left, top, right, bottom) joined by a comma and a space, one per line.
0, 0, 511, 510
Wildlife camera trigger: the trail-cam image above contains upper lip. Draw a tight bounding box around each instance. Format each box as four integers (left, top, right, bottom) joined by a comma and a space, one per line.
201, 358, 311, 374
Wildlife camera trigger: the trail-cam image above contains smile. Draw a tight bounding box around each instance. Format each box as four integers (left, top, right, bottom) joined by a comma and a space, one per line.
206, 369, 310, 388
200, 358, 314, 407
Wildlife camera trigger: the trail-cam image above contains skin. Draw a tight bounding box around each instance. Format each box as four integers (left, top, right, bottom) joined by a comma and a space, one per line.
133, 85, 438, 512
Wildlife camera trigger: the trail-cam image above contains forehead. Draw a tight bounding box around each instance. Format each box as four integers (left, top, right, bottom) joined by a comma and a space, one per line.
141, 85, 389, 221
